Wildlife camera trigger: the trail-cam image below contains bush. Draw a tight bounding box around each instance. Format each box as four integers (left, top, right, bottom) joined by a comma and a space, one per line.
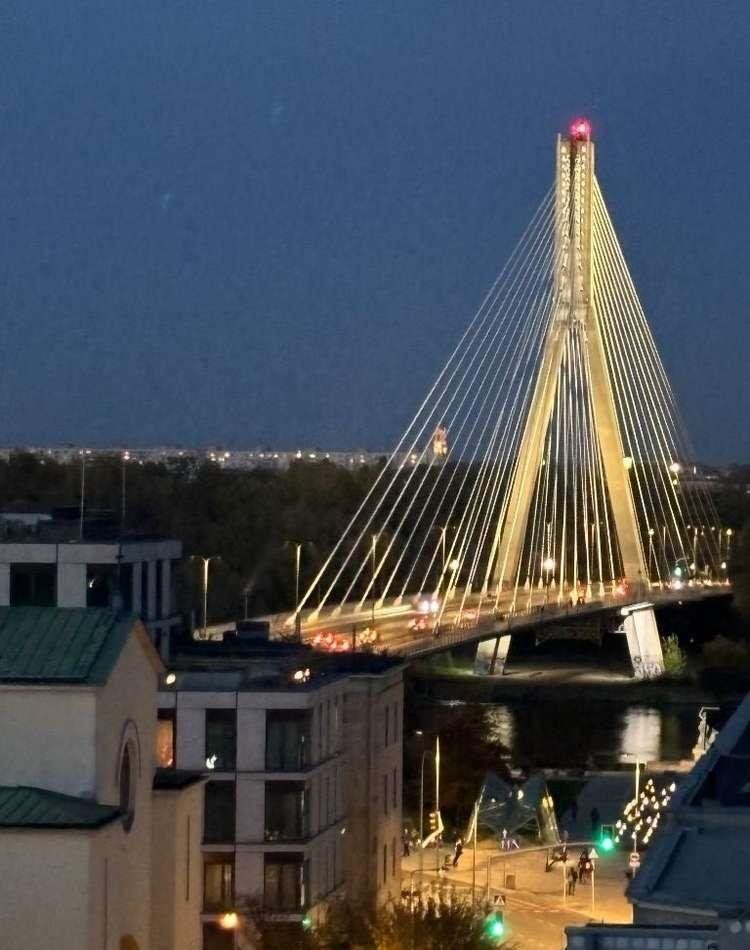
661, 634, 687, 678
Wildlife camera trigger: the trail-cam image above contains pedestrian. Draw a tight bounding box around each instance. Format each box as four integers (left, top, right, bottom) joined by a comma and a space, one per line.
567, 866, 578, 895
403, 829, 411, 857
452, 836, 464, 867
501, 828, 509, 851
578, 848, 589, 883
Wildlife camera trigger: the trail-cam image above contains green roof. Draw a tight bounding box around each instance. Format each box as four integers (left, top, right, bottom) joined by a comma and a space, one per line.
0, 607, 135, 684
0, 786, 121, 829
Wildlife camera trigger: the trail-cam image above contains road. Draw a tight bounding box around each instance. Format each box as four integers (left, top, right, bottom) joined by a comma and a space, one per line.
265, 582, 731, 661
402, 840, 632, 949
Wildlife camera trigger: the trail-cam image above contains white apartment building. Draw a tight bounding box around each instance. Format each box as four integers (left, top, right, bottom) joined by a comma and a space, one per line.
0, 533, 182, 656
157, 630, 404, 949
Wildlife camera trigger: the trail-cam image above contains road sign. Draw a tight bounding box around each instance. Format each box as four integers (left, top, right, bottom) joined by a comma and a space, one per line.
629, 851, 641, 870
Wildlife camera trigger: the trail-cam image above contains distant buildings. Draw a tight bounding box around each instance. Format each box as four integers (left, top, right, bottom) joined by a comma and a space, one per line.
0, 606, 204, 950
159, 623, 404, 949
0, 430, 451, 473
566, 692, 750, 949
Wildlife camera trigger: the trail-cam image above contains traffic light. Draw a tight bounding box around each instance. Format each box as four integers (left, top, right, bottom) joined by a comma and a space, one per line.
428, 811, 439, 833
599, 824, 616, 852
484, 911, 505, 942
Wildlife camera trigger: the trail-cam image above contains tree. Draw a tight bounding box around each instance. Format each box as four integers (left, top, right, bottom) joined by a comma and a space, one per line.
660, 634, 687, 678
236, 897, 517, 950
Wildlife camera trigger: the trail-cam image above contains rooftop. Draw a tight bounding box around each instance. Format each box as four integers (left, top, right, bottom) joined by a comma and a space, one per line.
153, 769, 205, 791
628, 691, 750, 917
0, 606, 136, 685
166, 627, 404, 692
0, 786, 121, 830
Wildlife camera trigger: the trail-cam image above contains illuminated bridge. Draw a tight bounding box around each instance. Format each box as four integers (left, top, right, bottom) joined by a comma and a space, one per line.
279, 119, 731, 678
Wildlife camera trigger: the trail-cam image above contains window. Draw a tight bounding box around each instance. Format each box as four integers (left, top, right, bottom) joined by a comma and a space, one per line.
204, 781, 235, 843
394, 702, 400, 743
264, 853, 307, 912
266, 710, 311, 771
119, 743, 135, 832
383, 843, 387, 884
205, 709, 236, 770
202, 924, 235, 950
156, 709, 175, 768
385, 705, 390, 746
392, 766, 397, 809
87, 564, 116, 608
383, 773, 388, 815
203, 855, 234, 911
10, 564, 55, 607
265, 781, 309, 841
325, 774, 331, 827
392, 836, 396, 877
140, 564, 148, 618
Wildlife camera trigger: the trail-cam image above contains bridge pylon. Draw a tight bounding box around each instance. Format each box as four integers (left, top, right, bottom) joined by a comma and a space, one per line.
487, 119, 647, 599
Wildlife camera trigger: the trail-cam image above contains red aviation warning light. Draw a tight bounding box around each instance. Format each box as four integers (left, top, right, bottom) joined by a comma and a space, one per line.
570, 117, 592, 141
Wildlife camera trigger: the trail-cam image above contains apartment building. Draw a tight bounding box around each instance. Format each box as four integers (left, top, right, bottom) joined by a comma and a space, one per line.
157, 626, 405, 949
0, 509, 182, 655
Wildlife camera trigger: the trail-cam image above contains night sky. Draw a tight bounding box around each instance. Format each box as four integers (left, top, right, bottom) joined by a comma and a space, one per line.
1, 2, 749, 461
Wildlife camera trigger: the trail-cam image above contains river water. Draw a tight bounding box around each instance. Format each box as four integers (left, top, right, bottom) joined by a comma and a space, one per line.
410, 695, 733, 772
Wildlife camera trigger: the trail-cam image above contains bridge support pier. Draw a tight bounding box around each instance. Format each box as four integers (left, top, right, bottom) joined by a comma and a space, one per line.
622, 607, 664, 680
474, 634, 512, 676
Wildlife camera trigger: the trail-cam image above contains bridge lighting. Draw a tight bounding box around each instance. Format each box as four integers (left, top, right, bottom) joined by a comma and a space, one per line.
569, 117, 591, 140
668, 462, 681, 474
542, 557, 556, 573
449, 558, 460, 572
623, 456, 634, 470
219, 912, 239, 930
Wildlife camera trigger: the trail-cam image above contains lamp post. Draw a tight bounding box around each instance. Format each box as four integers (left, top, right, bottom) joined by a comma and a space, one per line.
121, 450, 131, 532
542, 557, 556, 604
191, 555, 220, 636
418, 745, 435, 887
371, 534, 378, 627
647, 528, 655, 586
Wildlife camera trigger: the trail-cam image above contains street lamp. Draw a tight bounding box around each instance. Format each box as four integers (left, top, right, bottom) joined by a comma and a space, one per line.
416, 733, 440, 887
370, 534, 378, 627
190, 555, 220, 637
542, 557, 556, 604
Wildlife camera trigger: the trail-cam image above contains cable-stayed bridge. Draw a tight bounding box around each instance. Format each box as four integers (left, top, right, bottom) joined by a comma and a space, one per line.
280, 119, 730, 678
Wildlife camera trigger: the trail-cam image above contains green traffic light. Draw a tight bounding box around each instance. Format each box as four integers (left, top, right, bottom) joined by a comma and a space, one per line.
600, 835, 615, 852
486, 917, 505, 940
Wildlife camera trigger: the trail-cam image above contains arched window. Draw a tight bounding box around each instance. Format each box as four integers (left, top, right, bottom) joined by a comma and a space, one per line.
119, 743, 135, 832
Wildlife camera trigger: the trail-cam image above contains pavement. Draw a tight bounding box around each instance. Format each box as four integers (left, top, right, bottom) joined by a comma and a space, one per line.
402, 838, 632, 949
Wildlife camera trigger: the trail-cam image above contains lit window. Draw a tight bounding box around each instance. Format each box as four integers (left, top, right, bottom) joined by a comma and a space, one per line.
156, 709, 175, 768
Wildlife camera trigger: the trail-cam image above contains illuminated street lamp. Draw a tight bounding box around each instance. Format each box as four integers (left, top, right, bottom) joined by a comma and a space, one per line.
542, 556, 556, 604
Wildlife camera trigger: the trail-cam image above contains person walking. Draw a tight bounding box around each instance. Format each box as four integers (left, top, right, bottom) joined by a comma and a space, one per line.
452, 836, 464, 867
566, 865, 578, 896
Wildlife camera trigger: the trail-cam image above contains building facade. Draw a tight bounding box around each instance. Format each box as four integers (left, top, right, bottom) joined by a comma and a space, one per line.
0, 606, 203, 950
158, 633, 404, 949
0, 535, 182, 655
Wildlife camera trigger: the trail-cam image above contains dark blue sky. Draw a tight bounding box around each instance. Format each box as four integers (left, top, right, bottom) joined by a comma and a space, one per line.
1, 2, 748, 460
